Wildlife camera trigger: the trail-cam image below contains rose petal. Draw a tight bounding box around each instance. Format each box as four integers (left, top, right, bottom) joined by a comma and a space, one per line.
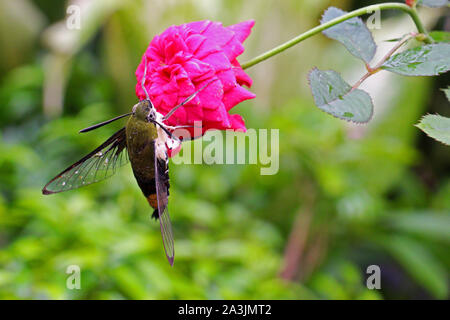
202, 21, 235, 48
185, 34, 206, 54
216, 68, 237, 92
227, 20, 255, 43
232, 59, 253, 87
135, 19, 255, 155
197, 79, 223, 110
229, 114, 247, 131
185, 20, 211, 35
223, 85, 256, 111
201, 51, 231, 72
221, 36, 245, 61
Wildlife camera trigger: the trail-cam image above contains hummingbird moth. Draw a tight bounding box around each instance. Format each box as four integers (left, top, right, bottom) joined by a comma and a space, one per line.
42, 57, 215, 266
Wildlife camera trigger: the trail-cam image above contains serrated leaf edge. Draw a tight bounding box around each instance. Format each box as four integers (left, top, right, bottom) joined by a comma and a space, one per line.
320, 6, 377, 64
307, 67, 374, 124
381, 43, 450, 77
415, 113, 450, 146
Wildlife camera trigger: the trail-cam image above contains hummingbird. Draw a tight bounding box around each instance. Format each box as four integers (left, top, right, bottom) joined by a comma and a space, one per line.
42, 57, 216, 266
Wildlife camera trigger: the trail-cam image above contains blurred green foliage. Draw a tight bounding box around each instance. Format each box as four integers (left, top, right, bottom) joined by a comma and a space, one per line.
0, 0, 448, 300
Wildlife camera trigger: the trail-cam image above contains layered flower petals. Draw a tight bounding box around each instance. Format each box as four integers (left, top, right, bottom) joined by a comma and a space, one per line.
135, 20, 256, 146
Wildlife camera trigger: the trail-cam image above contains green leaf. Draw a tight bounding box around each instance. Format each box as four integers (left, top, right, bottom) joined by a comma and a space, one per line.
387, 212, 450, 243
442, 87, 450, 101
416, 114, 450, 145
308, 68, 373, 123
321, 7, 377, 63
418, 0, 449, 8
429, 31, 450, 43
378, 236, 448, 299
382, 43, 450, 76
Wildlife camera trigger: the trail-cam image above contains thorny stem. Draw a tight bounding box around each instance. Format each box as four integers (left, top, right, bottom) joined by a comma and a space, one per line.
351, 33, 415, 90
241, 3, 430, 70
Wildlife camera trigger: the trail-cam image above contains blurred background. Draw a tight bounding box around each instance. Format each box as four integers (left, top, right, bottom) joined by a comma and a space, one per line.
0, 0, 449, 300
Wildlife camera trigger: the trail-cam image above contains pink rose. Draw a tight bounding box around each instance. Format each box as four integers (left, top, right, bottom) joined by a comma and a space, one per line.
135, 20, 256, 138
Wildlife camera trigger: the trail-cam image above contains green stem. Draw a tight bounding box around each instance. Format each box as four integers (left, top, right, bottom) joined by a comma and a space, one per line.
241, 2, 429, 70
